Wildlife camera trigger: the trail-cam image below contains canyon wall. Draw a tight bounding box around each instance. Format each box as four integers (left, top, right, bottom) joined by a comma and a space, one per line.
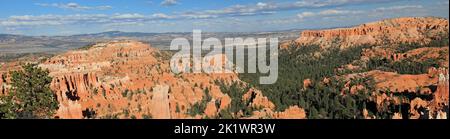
34, 40, 255, 119
296, 17, 449, 48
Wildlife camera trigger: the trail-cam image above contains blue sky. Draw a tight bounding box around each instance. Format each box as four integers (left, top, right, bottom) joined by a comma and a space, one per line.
0, 0, 448, 36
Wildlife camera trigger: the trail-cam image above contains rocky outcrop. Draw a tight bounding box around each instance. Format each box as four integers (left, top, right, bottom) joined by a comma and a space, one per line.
50, 73, 100, 118
303, 79, 312, 89
56, 100, 83, 119
429, 67, 449, 118
349, 67, 449, 119
369, 70, 437, 93
392, 113, 403, 119
0, 73, 6, 95
21, 40, 243, 119
51, 73, 99, 101
409, 98, 428, 119
247, 106, 307, 119
243, 88, 275, 110
273, 106, 307, 119
219, 95, 231, 110
150, 85, 171, 119
296, 17, 449, 48
435, 68, 449, 105
361, 47, 449, 68
204, 100, 218, 118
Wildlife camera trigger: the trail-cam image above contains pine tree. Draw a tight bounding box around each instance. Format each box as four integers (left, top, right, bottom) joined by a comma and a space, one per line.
0, 63, 58, 119
309, 107, 319, 119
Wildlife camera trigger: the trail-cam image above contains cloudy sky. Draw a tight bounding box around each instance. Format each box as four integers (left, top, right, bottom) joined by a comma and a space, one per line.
0, 0, 448, 36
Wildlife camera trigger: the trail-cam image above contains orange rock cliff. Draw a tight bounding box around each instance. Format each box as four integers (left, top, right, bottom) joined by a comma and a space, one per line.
295, 17, 449, 48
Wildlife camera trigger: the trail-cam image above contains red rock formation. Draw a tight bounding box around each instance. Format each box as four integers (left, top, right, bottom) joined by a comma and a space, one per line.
219, 95, 231, 110
150, 85, 171, 119
436, 111, 447, 119
429, 67, 449, 118
243, 88, 275, 110
296, 17, 449, 48
303, 79, 312, 89
350, 84, 365, 95
392, 113, 403, 119
362, 109, 376, 119
56, 100, 83, 119
273, 106, 307, 119
409, 98, 428, 119
26, 40, 244, 119
204, 100, 218, 118
247, 106, 307, 119
369, 70, 437, 93
345, 68, 448, 119
435, 68, 449, 105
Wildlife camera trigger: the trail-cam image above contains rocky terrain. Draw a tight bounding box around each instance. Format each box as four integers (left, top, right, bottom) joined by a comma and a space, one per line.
291, 17, 449, 119
1, 17, 448, 119
294, 17, 448, 49
1, 40, 303, 119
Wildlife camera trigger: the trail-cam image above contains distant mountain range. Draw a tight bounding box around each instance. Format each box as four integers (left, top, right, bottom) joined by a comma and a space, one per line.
0, 30, 302, 57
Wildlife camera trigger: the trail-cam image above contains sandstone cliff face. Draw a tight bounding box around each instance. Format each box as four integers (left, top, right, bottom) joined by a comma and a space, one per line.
19, 40, 276, 119
150, 85, 171, 119
343, 67, 449, 119
296, 17, 449, 48
0, 40, 285, 119
247, 106, 306, 119
273, 106, 306, 119
362, 46, 449, 65
369, 70, 437, 93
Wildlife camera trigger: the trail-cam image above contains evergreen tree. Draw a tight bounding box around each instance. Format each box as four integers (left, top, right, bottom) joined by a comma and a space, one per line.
0, 63, 58, 119
309, 107, 319, 119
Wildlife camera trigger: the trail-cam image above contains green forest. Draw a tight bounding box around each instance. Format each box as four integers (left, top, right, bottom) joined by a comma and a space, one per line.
238, 35, 448, 119
239, 44, 371, 112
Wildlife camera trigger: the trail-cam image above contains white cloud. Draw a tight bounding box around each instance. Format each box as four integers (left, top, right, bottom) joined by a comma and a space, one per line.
291, 0, 396, 9
257, 2, 268, 7
180, 3, 277, 19
152, 13, 175, 19
181, 13, 218, 19
2, 14, 109, 26
375, 5, 424, 12
297, 12, 316, 19
161, 0, 179, 6
105, 22, 145, 27
319, 9, 363, 15
295, 4, 422, 21
36, 3, 112, 11
174, 0, 396, 19
367, 5, 427, 18
0, 13, 176, 27
282, 3, 428, 26
297, 9, 363, 19
112, 13, 146, 19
